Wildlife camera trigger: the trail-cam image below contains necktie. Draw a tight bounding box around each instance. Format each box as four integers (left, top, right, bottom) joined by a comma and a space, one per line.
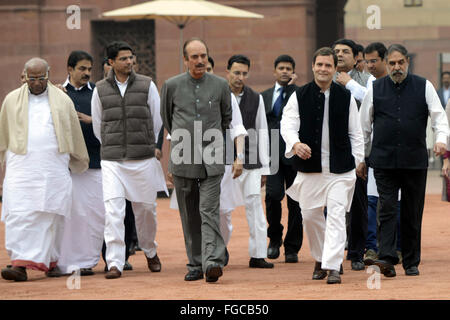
272, 86, 285, 117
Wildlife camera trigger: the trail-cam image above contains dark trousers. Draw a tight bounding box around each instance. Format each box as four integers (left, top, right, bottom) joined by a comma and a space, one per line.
265, 160, 303, 255
346, 176, 368, 262
373, 168, 427, 269
102, 200, 136, 266
366, 195, 401, 252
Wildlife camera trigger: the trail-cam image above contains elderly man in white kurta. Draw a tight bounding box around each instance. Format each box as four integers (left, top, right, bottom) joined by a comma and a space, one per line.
281, 48, 364, 284
0, 58, 89, 282
92, 41, 167, 279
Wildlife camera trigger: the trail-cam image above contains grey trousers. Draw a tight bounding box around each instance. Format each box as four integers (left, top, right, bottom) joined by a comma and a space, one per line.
173, 174, 226, 273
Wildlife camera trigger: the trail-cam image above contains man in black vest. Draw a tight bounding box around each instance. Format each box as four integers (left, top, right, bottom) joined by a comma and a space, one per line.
226, 54, 273, 269
53, 51, 104, 277
281, 47, 364, 284
92, 41, 167, 279
359, 44, 449, 278
261, 55, 303, 263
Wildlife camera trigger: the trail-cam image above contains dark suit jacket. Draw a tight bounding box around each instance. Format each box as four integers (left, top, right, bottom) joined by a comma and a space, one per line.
261, 84, 299, 167
437, 87, 448, 109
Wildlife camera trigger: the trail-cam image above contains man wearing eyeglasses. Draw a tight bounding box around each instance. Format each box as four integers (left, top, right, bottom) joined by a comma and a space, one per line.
0, 57, 89, 282
226, 54, 273, 269
360, 44, 449, 278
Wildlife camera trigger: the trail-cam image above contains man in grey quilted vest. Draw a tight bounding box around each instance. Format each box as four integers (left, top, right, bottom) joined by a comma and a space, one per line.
92, 41, 168, 279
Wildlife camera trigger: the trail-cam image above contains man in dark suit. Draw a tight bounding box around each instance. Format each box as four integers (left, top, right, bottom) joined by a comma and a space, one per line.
261, 55, 303, 263
437, 71, 450, 109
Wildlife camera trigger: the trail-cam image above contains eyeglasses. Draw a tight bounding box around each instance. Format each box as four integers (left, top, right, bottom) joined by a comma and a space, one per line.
365, 58, 380, 64
25, 72, 48, 82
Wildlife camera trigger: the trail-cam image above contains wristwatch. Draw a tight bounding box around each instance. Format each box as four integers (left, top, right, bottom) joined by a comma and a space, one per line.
236, 153, 244, 161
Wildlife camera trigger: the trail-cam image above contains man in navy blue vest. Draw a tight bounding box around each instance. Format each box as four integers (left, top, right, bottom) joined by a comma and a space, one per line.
55, 50, 104, 277
226, 54, 273, 269
262, 55, 303, 263
359, 44, 449, 277
281, 47, 364, 284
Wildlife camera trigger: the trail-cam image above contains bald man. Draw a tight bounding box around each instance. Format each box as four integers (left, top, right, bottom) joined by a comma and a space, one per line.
0, 58, 89, 282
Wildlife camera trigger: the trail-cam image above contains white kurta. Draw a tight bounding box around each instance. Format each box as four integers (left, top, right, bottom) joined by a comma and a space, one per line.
282, 89, 364, 211
2, 89, 72, 220
2, 89, 71, 271
91, 78, 168, 203
58, 169, 105, 274
280, 86, 364, 271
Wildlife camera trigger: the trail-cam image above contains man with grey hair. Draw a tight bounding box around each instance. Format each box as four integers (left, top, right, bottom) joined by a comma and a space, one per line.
0, 58, 89, 282
161, 38, 232, 283
359, 44, 449, 278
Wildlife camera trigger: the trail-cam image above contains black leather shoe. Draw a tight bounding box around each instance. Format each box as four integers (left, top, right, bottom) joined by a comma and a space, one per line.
123, 261, 133, 271
267, 241, 281, 259
249, 258, 274, 268
80, 268, 94, 276
405, 266, 420, 276
312, 262, 327, 280
1, 266, 27, 282
351, 260, 365, 271
205, 264, 223, 283
184, 270, 203, 281
285, 253, 298, 263
46, 266, 63, 278
373, 259, 396, 277
327, 270, 342, 284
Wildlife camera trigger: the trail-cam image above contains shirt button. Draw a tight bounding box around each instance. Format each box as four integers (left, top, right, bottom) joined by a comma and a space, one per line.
196, 85, 200, 89
196, 99, 200, 103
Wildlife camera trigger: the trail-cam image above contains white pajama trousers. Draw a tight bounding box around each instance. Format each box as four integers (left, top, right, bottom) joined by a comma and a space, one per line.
220, 209, 233, 246
302, 197, 347, 271
104, 198, 157, 272
233, 169, 268, 259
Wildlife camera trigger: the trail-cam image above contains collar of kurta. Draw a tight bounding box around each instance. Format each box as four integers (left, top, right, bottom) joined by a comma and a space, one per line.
0, 81, 89, 173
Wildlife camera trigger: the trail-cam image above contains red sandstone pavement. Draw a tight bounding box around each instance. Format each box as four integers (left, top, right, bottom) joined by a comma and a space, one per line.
0, 179, 449, 301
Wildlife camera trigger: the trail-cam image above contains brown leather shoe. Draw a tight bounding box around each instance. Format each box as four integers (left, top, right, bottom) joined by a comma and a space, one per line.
312, 261, 327, 280
327, 270, 342, 284
146, 254, 161, 272
1, 266, 27, 282
105, 266, 122, 279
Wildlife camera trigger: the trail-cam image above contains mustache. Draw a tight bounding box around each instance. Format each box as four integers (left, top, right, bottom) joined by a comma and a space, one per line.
82, 75, 90, 80
195, 63, 205, 68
